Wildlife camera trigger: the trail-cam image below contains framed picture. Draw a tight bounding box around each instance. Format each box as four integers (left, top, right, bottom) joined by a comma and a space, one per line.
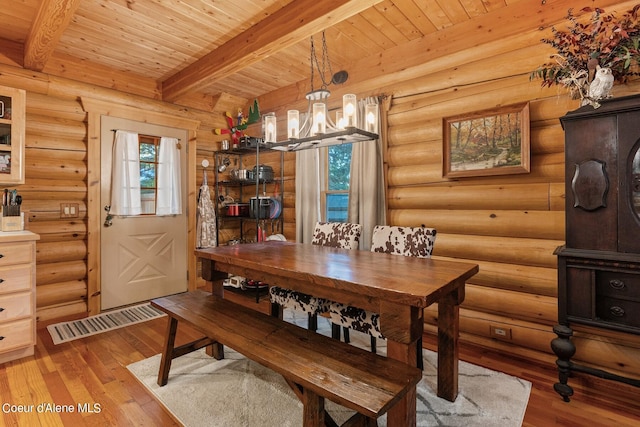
443, 102, 530, 178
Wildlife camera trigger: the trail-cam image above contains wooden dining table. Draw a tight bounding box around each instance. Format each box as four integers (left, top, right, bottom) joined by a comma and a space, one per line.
196, 241, 479, 426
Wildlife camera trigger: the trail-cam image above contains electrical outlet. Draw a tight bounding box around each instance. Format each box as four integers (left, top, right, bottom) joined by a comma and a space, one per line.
489, 325, 512, 340
60, 203, 69, 218
60, 203, 79, 218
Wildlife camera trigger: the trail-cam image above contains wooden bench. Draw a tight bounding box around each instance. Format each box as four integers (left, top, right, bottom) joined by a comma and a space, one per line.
151, 290, 423, 427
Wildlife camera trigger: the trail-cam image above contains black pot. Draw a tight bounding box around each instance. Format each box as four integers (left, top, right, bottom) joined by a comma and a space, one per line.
250, 197, 272, 219
252, 165, 274, 182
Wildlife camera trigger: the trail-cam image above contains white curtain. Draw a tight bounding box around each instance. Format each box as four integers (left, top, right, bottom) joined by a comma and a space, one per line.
110, 130, 141, 216
295, 148, 324, 243
348, 97, 386, 250
157, 136, 182, 216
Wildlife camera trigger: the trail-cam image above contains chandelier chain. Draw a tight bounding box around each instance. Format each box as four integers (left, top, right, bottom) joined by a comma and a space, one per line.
309, 31, 334, 91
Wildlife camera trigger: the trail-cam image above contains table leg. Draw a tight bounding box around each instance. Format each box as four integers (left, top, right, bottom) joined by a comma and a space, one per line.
383, 302, 420, 427
437, 285, 464, 401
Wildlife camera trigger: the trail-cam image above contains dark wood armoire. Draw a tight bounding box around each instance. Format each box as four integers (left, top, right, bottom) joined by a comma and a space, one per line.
553, 94, 640, 401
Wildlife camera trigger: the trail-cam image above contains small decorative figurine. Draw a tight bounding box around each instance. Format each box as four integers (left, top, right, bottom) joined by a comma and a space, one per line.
214, 99, 260, 145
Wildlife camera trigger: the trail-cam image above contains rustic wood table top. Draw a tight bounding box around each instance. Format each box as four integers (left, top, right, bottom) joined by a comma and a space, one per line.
196, 241, 478, 307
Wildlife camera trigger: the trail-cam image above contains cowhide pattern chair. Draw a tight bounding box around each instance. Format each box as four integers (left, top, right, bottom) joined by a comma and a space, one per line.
327, 225, 437, 368
269, 222, 362, 331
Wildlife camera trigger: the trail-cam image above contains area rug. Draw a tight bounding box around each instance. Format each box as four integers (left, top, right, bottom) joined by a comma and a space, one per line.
47, 302, 166, 345
127, 312, 531, 426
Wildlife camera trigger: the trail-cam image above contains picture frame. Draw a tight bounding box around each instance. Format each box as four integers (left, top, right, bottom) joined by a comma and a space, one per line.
443, 102, 530, 178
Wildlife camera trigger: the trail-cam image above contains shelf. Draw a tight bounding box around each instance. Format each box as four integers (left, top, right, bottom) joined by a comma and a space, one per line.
214, 148, 284, 245
0, 86, 25, 185
268, 127, 378, 151
219, 178, 280, 186
222, 285, 271, 313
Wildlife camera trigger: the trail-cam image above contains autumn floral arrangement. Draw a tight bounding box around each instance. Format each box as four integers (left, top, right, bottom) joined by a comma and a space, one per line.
530, 5, 640, 105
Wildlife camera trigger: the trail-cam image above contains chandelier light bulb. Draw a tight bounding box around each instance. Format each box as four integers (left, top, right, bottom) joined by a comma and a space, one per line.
343, 94, 357, 128
287, 110, 299, 138
365, 103, 378, 133
335, 110, 344, 130
312, 103, 326, 135
264, 114, 277, 143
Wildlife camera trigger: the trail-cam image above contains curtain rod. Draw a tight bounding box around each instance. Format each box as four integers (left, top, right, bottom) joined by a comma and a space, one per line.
111, 129, 181, 141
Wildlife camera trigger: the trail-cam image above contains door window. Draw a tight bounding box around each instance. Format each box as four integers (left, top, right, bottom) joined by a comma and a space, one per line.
139, 135, 160, 215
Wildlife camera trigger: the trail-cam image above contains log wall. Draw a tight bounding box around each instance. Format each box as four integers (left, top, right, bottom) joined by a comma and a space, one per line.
382, 56, 640, 380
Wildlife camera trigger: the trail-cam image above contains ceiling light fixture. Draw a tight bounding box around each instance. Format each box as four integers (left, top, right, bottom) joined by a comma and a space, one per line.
266, 31, 379, 151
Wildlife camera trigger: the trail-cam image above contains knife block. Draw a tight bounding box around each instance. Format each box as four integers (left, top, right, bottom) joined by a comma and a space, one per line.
1, 206, 23, 231
2, 205, 20, 217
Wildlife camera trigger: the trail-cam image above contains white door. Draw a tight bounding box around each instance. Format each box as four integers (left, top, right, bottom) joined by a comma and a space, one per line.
100, 117, 188, 310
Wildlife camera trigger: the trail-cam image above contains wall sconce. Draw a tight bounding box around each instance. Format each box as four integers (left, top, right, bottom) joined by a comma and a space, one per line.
343, 94, 357, 128
264, 113, 277, 143
365, 103, 379, 133
287, 110, 299, 139
312, 103, 326, 135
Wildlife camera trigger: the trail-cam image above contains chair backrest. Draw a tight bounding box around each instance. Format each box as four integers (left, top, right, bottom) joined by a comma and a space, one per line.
370, 225, 436, 258
311, 222, 362, 250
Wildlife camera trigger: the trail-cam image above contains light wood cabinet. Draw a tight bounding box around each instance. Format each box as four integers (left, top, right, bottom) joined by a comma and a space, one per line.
0, 231, 39, 364
0, 85, 26, 185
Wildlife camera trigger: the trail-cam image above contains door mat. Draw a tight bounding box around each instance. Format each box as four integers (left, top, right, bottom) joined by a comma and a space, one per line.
47, 302, 166, 345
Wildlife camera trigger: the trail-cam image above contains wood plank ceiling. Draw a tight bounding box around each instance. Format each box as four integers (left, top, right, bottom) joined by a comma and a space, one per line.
0, 0, 514, 107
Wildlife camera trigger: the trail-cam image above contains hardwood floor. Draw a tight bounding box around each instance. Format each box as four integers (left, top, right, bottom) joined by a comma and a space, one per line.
1, 315, 639, 426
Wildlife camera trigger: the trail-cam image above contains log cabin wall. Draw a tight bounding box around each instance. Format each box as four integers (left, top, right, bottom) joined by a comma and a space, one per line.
381, 65, 640, 382
0, 64, 249, 321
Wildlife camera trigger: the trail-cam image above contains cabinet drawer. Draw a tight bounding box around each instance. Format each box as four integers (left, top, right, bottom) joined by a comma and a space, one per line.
0, 264, 32, 294
596, 296, 640, 328
0, 242, 33, 267
0, 292, 32, 322
0, 318, 34, 352
596, 271, 640, 300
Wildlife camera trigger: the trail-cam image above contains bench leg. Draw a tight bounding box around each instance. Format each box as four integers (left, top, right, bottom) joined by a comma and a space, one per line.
205, 341, 225, 359
340, 414, 378, 427
302, 388, 325, 427
157, 317, 225, 386
157, 316, 178, 386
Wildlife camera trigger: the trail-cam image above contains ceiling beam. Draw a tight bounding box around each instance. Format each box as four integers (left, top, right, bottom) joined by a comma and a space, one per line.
24, 0, 82, 71
161, 0, 382, 103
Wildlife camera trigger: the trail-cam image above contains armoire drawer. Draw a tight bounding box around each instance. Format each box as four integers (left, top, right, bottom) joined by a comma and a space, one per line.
0, 242, 33, 267
0, 292, 33, 322
0, 318, 34, 352
0, 264, 32, 295
596, 296, 640, 328
596, 270, 640, 299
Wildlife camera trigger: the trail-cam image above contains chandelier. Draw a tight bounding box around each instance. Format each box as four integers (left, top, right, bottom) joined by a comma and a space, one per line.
264, 32, 379, 151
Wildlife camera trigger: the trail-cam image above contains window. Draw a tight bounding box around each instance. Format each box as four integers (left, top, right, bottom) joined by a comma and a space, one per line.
138, 134, 160, 215
322, 143, 352, 222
